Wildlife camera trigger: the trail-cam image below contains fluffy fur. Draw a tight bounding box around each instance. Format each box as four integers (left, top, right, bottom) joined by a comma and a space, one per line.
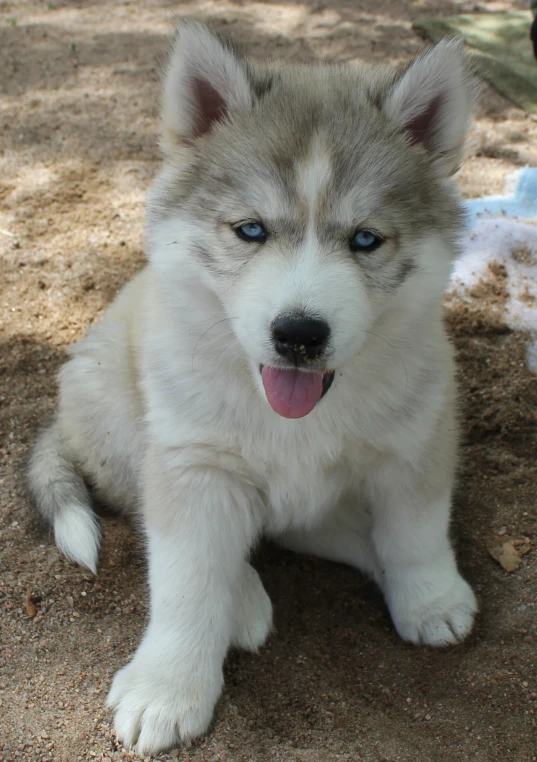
27, 21, 478, 755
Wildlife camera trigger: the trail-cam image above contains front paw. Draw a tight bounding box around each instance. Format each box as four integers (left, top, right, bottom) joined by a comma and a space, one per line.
107, 643, 223, 754
387, 569, 477, 647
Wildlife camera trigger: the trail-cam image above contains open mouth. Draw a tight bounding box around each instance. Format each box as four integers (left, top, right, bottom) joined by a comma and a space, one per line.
259, 364, 335, 419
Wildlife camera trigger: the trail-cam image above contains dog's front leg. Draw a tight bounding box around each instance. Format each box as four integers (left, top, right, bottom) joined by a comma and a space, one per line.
367, 459, 477, 647
108, 445, 263, 755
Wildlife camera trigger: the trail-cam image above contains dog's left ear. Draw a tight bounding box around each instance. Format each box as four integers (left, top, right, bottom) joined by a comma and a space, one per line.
161, 20, 253, 155
382, 39, 476, 176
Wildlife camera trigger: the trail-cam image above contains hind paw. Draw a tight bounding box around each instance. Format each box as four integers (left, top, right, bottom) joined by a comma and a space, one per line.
231, 564, 273, 651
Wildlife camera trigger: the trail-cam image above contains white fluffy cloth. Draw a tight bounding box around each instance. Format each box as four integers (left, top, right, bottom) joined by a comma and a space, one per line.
450, 168, 537, 370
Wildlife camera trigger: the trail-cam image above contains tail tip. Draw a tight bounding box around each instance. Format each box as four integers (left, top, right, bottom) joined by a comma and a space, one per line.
54, 503, 101, 574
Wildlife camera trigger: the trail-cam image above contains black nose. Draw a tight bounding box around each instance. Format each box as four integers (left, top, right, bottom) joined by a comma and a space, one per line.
272, 314, 330, 364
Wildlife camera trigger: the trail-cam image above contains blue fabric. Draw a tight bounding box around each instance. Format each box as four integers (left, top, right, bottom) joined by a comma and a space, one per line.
465, 167, 537, 224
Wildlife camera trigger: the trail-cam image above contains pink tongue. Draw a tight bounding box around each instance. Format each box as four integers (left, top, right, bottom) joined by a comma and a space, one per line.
261, 366, 324, 419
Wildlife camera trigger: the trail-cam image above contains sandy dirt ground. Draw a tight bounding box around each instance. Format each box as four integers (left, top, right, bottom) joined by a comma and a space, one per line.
1, 1, 537, 760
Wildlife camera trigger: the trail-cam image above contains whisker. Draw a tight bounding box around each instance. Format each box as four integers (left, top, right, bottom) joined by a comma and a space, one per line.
191, 317, 238, 373
363, 329, 409, 392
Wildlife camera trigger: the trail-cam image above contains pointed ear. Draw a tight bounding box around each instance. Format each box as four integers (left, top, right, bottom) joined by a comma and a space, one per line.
161, 20, 253, 154
382, 39, 476, 176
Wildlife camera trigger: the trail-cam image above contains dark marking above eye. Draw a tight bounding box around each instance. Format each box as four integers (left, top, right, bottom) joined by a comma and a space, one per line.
248, 68, 276, 99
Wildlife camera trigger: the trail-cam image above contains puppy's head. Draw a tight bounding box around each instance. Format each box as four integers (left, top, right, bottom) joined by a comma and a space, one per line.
148, 21, 475, 419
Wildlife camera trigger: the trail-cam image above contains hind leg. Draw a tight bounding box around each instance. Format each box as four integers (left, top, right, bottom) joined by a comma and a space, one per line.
57, 320, 143, 514
276, 496, 382, 585
231, 562, 273, 652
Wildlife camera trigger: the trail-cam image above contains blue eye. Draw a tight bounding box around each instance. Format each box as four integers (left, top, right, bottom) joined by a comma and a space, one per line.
235, 222, 267, 242
350, 229, 383, 252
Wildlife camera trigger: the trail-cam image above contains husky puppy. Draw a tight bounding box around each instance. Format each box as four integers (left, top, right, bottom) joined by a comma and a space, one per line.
28, 21, 478, 754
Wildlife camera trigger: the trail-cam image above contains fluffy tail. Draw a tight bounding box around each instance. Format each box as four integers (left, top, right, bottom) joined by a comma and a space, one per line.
27, 421, 100, 573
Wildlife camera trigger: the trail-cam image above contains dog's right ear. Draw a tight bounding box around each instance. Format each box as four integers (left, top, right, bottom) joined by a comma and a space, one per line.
161, 20, 253, 154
